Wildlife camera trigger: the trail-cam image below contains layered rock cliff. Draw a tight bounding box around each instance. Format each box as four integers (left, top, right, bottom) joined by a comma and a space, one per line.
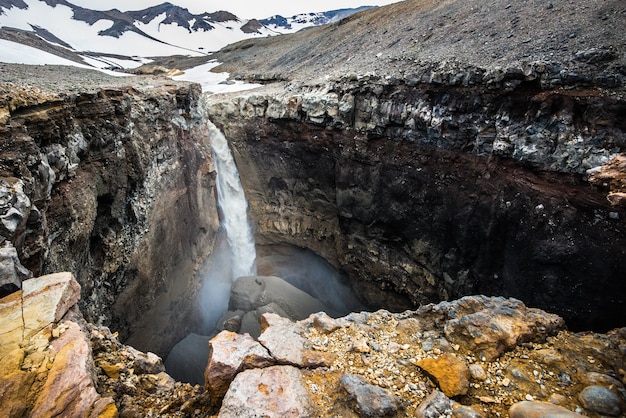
204, 70, 626, 331
0, 64, 220, 357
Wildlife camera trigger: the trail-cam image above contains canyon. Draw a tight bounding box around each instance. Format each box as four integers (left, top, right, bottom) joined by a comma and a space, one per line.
0, 0, 625, 416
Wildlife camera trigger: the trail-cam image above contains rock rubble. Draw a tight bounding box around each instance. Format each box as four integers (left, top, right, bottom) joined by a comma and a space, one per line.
205, 295, 626, 417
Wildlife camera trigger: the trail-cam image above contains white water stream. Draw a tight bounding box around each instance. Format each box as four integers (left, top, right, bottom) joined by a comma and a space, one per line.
207, 120, 257, 281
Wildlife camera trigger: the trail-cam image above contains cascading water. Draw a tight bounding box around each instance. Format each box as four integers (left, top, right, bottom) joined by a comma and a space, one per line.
208, 120, 257, 281
165, 117, 258, 384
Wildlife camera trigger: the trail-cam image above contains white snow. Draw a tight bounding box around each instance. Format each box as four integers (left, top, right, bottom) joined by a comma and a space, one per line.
0, 0, 205, 57
0, 39, 130, 76
135, 14, 277, 54
172, 61, 261, 93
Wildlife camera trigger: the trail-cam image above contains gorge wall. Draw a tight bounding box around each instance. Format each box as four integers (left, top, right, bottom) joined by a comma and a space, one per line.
205, 69, 626, 331
0, 65, 220, 357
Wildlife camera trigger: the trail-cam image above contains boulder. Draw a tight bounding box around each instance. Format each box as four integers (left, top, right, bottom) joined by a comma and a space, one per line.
205, 331, 274, 400
30, 321, 115, 418
22, 272, 81, 338
218, 365, 312, 418
258, 313, 334, 367
230, 275, 338, 319
578, 385, 622, 416
443, 297, 565, 360
165, 333, 211, 385
0, 273, 117, 418
416, 353, 470, 397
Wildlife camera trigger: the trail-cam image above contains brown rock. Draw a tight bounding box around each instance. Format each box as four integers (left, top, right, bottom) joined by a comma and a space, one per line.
443, 297, 565, 360
0, 369, 36, 418
509, 401, 584, 417
218, 365, 312, 418
205, 330, 274, 400
416, 353, 470, 397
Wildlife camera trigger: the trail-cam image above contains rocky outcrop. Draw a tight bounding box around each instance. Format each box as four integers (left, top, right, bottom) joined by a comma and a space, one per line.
0, 272, 216, 417
0, 67, 220, 356
0, 272, 116, 417
204, 73, 626, 331
205, 295, 626, 417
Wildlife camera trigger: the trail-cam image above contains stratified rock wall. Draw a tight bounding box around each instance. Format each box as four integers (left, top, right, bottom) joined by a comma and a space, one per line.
205, 75, 626, 331
0, 75, 220, 356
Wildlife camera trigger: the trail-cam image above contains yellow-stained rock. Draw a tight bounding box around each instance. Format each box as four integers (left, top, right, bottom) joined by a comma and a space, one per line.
100, 362, 122, 380
416, 353, 470, 397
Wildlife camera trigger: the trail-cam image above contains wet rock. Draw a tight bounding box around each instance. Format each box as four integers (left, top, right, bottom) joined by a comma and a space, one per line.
165, 332, 211, 385
509, 401, 584, 417
218, 365, 312, 418
230, 275, 337, 320
578, 385, 622, 416
205, 331, 274, 400
416, 353, 470, 397
415, 390, 452, 418
341, 373, 404, 417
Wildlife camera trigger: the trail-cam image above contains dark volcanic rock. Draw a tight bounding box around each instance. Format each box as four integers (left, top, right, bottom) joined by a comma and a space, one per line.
205, 77, 626, 331
0, 65, 220, 358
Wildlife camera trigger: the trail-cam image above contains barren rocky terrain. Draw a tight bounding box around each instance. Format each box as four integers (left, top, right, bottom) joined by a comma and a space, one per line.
211, 0, 626, 85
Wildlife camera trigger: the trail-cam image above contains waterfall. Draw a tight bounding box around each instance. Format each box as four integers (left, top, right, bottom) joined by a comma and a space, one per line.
207, 120, 257, 281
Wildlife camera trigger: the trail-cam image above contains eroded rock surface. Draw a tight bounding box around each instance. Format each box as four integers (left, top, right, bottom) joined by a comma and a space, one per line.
205, 71, 626, 331
0, 66, 220, 356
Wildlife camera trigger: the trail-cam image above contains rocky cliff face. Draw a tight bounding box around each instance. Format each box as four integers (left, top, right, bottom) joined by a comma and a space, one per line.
205, 68, 626, 331
0, 64, 220, 357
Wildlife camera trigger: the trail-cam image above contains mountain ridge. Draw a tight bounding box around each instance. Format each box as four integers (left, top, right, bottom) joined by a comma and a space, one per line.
0, 0, 373, 70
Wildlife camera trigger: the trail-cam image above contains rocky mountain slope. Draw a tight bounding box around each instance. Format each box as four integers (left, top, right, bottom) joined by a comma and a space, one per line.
212, 0, 626, 84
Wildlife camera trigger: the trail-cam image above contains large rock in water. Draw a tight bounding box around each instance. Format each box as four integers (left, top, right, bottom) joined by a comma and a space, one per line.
223, 275, 339, 338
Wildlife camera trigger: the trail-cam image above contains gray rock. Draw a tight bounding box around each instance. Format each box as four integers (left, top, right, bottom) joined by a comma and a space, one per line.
415, 390, 452, 418
258, 313, 332, 368
0, 243, 31, 297
509, 401, 584, 417
230, 275, 337, 319
341, 373, 404, 417
164, 333, 211, 385
218, 366, 312, 418
578, 385, 622, 416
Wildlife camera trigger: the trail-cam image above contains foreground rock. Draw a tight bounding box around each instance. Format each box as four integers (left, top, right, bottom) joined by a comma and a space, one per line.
0, 272, 218, 417
0, 272, 116, 417
206, 295, 626, 417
